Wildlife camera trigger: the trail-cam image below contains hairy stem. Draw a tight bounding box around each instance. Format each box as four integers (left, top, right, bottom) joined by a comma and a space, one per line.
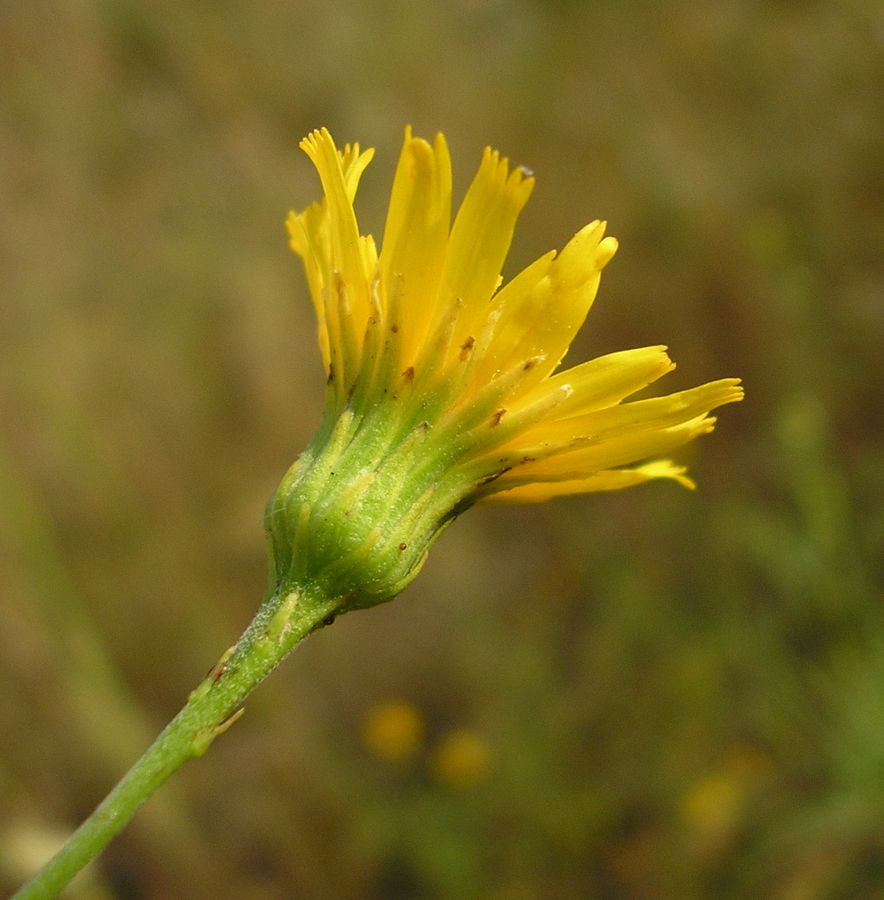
13, 585, 339, 899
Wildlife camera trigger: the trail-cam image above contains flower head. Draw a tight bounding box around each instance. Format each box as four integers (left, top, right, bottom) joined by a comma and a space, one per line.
266, 128, 742, 610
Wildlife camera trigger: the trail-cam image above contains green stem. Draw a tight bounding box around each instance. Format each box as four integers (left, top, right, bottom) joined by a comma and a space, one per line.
13, 584, 339, 900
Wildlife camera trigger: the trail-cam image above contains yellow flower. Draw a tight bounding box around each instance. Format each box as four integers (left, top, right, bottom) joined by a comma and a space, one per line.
430, 729, 493, 789
265, 128, 743, 610
361, 700, 425, 763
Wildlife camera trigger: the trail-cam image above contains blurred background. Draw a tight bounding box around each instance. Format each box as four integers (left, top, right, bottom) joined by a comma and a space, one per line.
1, 1, 882, 897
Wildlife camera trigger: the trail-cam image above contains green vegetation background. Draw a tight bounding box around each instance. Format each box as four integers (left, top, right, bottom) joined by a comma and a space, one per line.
1, 1, 881, 897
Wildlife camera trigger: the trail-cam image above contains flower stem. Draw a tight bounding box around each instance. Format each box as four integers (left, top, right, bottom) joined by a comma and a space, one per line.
13, 585, 339, 899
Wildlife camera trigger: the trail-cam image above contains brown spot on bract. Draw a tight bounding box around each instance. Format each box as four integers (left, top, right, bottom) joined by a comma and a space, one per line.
402, 366, 415, 381
398, 543, 407, 552
491, 408, 506, 426
459, 336, 475, 360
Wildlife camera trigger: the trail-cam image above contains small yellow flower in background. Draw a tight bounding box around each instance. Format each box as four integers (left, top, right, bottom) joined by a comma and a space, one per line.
361, 700, 425, 763
265, 127, 743, 611
680, 771, 744, 842
680, 745, 773, 850
430, 729, 492, 789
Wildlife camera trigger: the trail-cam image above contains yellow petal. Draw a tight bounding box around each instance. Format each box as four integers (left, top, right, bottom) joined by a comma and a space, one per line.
434, 148, 534, 369
462, 346, 676, 456
510, 378, 744, 454
286, 205, 331, 371
298, 129, 375, 389
497, 414, 720, 485
379, 128, 452, 371
482, 460, 696, 503
475, 222, 617, 389
509, 346, 676, 421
